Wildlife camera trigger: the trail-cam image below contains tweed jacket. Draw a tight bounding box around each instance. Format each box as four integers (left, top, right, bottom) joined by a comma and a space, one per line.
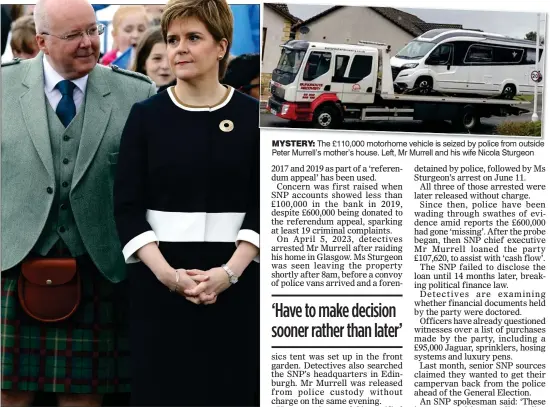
1, 54, 156, 282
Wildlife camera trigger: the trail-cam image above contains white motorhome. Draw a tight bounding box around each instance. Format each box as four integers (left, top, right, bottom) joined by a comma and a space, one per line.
391, 29, 544, 98
267, 40, 531, 130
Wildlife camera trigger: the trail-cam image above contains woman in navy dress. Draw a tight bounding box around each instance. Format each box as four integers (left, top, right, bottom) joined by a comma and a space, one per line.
114, 0, 259, 405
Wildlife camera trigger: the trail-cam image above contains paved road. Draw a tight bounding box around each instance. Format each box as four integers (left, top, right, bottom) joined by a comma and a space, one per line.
260, 103, 543, 135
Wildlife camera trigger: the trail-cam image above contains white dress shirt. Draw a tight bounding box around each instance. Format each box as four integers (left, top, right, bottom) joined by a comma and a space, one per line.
43, 55, 89, 112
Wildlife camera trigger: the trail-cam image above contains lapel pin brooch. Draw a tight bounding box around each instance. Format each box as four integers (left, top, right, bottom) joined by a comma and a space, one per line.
219, 120, 234, 132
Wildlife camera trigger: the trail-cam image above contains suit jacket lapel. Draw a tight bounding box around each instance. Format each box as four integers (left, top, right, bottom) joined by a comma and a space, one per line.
20, 54, 54, 181
72, 65, 112, 189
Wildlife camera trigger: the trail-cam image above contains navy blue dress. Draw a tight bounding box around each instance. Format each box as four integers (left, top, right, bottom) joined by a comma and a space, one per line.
114, 87, 259, 406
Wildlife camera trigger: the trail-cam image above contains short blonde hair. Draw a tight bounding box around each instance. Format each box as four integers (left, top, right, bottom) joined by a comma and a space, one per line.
10, 15, 38, 56
161, 0, 233, 79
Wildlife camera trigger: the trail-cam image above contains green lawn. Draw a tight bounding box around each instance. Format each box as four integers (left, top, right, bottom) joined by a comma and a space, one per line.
515, 94, 535, 102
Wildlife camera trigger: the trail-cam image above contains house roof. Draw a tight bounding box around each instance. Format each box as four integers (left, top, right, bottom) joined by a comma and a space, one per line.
292, 6, 463, 36
265, 3, 301, 25
292, 5, 340, 30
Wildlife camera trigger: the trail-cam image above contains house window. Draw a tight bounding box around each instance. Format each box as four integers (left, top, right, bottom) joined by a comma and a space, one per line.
262, 27, 267, 61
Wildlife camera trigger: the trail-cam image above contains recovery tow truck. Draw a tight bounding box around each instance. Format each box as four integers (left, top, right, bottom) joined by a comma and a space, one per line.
267, 40, 531, 131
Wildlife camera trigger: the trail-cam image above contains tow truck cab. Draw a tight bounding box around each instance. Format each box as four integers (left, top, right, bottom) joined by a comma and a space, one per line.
267, 40, 391, 126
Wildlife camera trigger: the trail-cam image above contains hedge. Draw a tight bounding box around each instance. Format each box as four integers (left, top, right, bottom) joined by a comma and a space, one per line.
496, 121, 542, 137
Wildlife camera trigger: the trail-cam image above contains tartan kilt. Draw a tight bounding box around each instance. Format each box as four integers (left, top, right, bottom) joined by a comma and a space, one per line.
1, 256, 130, 394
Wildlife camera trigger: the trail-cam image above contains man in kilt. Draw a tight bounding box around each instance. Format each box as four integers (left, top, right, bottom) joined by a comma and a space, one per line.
1, 0, 156, 404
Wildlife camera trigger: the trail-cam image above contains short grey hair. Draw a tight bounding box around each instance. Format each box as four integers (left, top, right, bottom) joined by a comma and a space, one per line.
33, 0, 50, 34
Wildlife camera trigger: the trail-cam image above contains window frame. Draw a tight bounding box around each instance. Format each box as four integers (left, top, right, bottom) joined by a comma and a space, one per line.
347, 54, 373, 79
262, 27, 267, 61
426, 43, 453, 65
302, 51, 332, 81
464, 44, 493, 64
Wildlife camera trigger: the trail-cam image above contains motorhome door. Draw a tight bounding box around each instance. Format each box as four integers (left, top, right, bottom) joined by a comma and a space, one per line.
425, 43, 457, 91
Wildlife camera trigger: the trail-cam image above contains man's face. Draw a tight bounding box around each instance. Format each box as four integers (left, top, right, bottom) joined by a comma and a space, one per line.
36, 1, 100, 79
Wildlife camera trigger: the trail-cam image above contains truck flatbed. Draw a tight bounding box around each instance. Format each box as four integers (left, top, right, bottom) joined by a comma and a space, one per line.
380, 93, 531, 105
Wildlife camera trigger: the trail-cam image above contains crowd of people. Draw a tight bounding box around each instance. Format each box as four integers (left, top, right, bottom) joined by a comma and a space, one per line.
1, 4, 260, 99
1, 0, 260, 406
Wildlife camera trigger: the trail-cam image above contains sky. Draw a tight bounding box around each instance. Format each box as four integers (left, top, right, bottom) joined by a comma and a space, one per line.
286, 5, 546, 41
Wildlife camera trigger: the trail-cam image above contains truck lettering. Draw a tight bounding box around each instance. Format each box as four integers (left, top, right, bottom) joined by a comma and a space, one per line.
299, 83, 323, 90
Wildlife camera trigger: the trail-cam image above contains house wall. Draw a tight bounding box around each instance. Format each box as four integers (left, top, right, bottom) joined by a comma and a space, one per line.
261, 7, 291, 96
297, 7, 415, 56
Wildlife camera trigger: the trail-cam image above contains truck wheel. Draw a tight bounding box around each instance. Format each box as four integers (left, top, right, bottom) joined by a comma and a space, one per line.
453, 105, 480, 132
313, 105, 341, 129
414, 77, 433, 95
501, 84, 516, 99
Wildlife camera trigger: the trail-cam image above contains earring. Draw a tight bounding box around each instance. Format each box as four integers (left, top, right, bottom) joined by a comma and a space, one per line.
218, 55, 223, 60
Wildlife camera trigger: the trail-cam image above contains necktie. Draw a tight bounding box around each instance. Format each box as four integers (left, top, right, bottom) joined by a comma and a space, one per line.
56, 80, 76, 127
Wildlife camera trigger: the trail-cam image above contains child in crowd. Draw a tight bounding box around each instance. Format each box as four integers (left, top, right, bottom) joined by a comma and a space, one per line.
144, 5, 164, 26
132, 27, 174, 90
101, 5, 149, 66
223, 53, 260, 99
10, 15, 39, 59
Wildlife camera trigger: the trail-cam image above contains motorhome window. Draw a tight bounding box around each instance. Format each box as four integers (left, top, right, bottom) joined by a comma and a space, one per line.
348, 55, 373, 79
452, 42, 469, 63
303, 51, 332, 81
465, 45, 493, 63
335, 55, 350, 77
493, 46, 523, 63
427, 44, 452, 64
525, 48, 544, 64
420, 29, 452, 39
395, 41, 436, 59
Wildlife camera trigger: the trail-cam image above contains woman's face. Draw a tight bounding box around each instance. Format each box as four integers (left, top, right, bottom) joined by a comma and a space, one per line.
166, 17, 227, 82
113, 13, 149, 52
145, 42, 174, 86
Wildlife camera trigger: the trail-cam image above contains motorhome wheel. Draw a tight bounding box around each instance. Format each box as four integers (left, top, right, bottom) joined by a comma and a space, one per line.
414, 77, 433, 95
501, 84, 516, 99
